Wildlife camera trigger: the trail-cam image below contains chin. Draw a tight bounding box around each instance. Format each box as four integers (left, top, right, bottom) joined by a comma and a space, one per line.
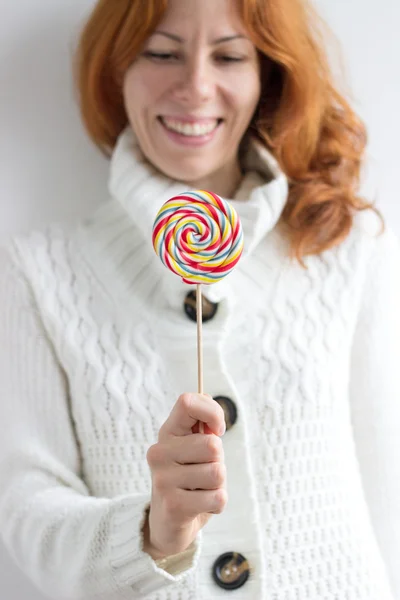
159, 161, 217, 187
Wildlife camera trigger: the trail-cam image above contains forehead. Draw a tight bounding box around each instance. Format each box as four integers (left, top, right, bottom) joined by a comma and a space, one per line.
158, 0, 245, 36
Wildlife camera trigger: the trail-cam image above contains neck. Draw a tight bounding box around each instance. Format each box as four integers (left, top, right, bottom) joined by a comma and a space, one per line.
185, 158, 243, 199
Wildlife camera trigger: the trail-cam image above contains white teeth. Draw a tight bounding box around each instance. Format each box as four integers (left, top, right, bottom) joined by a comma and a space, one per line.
162, 118, 219, 136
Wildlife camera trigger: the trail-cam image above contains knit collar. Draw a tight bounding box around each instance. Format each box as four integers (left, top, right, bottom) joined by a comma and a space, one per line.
77, 126, 289, 310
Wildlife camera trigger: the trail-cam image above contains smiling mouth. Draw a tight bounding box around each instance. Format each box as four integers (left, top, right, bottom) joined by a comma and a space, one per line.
158, 116, 223, 137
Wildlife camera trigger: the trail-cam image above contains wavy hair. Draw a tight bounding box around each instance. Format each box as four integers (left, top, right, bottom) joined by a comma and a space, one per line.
75, 0, 383, 264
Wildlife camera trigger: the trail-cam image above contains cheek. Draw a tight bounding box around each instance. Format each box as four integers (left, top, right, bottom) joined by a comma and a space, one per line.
243, 70, 262, 110
222, 68, 261, 118
123, 68, 166, 115
229, 78, 261, 121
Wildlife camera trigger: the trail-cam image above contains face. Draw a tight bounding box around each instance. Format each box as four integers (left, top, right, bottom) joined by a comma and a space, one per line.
123, 0, 261, 192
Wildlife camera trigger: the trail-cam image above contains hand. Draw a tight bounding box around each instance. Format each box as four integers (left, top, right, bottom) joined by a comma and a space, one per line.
144, 393, 227, 558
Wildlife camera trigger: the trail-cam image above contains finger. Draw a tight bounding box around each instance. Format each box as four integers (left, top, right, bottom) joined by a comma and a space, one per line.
192, 394, 213, 434
159, 393, 225, 440
167, 488, 228, 520
174, 433, 224, 465
191, 421, 214, 435
173, 462, 227, 492
148, 433, 224, 467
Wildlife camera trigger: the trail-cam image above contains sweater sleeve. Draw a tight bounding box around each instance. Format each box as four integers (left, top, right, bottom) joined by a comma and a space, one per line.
0, 242, 201, 600
349, 224, 400, 599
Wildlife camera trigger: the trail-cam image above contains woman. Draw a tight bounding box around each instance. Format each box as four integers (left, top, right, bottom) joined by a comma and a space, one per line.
0, 0, 399, 598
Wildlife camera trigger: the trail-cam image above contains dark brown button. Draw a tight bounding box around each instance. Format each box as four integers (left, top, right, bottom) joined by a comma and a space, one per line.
212, 552, 250, 590
184, 290, 218, 323
214, 396, 238, 431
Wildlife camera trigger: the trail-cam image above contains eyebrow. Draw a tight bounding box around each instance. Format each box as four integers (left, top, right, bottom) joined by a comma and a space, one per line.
153, 31, 247, 45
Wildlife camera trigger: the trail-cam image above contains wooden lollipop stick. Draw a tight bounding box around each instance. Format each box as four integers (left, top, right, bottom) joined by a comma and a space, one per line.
196, 284, 205, 434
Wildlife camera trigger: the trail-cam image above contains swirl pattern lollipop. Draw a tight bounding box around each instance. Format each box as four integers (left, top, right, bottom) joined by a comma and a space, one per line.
152, 190, 244, 285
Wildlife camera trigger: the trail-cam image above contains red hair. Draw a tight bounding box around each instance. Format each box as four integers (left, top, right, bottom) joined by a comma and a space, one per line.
75, 0, 383, 264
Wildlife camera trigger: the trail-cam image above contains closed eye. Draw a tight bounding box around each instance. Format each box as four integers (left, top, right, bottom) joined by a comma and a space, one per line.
217, 57, 245, 64
143, 51, 178, 62
143, 52, 246, 64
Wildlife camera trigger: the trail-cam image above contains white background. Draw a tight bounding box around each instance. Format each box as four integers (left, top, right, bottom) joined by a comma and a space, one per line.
0, 1, 399, 598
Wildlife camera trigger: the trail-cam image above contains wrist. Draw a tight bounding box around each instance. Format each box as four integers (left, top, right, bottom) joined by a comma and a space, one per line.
142, 507, 167, 561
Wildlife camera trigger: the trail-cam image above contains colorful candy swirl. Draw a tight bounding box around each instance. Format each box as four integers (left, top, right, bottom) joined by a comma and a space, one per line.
152, 190, 244, 284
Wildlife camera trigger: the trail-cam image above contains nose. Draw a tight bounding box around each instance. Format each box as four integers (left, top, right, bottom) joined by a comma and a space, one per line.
171, 56, 214, 105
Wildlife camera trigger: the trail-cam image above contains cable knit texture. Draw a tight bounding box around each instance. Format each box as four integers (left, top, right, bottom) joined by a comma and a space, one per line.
0, 126, 399, 600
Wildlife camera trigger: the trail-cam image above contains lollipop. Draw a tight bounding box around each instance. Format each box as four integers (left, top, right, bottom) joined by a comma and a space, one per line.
152, 190, 244, 432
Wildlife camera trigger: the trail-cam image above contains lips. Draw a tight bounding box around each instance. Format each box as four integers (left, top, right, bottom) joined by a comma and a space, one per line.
159, 116, 222, 137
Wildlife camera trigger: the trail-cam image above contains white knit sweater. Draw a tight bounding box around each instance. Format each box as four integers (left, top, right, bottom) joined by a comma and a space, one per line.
0, 127, 399, 600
